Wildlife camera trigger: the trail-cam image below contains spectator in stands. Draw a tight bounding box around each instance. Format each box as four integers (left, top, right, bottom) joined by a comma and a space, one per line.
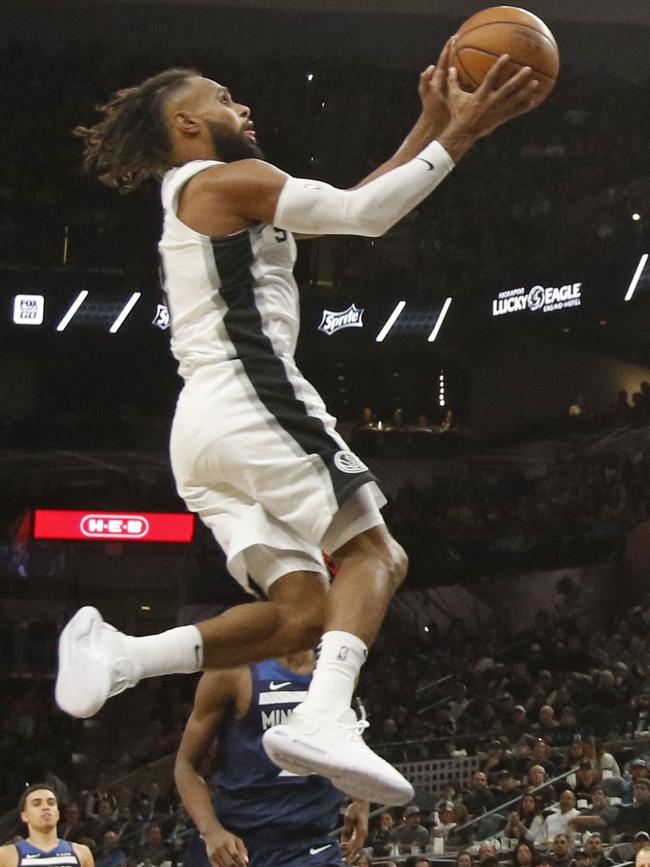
115, 806, 141, 852
95, 831, 127, 867
167, 803, 193, 856
572, 848, 592, 867
550, 834, 574, 867
478, 841, 498, 862
526, 764, 557, 808
611, 779, 650, 840
134, 798, 156, 846
570, 784, 619, 841
494, 770, 524, 811
535, 706, 560, 740
587, 671, 622, 738
567, 739, 587, 769
93, 800, 118, 846
585, 833, 615, 867
463, 772, 496, 820
481, 740, 514, 783
531, 739, 557, 778
389, 806, 430, 855
60, 802, 93, 843
403, 858, 431, 867
456, 851, 474, 867
622, 759, 649, 802
572, 762, 602, 800
86, 777, 115, 818
512, 841, 536, 867
354, 855, 373, 867
502, 793, 544, 843
592, 739, 621, 780
538, 791, 580, 842
507, 706, 531, 742
367, 811, 395, 858
553, 707, 581, 747
135, 825, 172, 867
635, 833, 650, 857
433, 801, 457, 839
142, 783, 170, 819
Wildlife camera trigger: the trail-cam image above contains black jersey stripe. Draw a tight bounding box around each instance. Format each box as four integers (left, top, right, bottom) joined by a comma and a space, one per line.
209, 231, 376, 508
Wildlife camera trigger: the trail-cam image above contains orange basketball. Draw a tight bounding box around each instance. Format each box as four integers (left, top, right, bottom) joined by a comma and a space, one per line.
452, 6, 559, 105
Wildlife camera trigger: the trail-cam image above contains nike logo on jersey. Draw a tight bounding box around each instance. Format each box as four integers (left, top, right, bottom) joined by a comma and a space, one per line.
269, 681, 292, 690
309, 844, 332, 855
416, 157, 435, 171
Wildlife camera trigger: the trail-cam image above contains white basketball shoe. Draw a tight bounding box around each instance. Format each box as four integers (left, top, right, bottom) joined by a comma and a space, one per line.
55, 606, 140, 718
262, 705, 414, 805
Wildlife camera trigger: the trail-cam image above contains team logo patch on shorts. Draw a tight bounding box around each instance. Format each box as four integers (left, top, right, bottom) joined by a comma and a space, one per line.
333, 450, 368, 474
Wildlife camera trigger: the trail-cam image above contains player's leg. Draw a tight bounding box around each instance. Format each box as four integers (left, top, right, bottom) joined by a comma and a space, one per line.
55, 568, 326, 719
262, 486, 414, 804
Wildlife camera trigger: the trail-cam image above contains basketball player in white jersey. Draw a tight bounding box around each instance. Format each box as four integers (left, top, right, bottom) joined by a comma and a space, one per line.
56, 38, 539, 805
0, 785, 94, 867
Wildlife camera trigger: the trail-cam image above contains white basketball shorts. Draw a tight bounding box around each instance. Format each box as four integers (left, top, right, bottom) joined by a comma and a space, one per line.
170, 357, 386, 596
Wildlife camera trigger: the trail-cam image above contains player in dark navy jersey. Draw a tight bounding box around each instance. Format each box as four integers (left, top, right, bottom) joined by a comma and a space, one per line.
0, 785, 94, 867
175, 652, 368, 867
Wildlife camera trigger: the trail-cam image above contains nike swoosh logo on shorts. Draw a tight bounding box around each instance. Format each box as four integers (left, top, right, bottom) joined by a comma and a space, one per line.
416, 157, 435, 171
269, 681, 292, 690
309, 845, 332, 855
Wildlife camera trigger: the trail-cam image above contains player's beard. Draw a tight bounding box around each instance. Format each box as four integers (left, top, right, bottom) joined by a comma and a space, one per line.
207, 120, 265, 162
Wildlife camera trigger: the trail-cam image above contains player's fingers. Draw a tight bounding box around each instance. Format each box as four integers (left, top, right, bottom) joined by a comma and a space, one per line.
434, 36, 455, 79
231, 839, 248, 866
479, 53, 512, 92
345, 840, 362, 864
223, 841, 246, 867
419, 64, 435, 83
447, 65, 463, 96
497, 64, 535, 98
511, 79, 541, 112
431, 44, 453, 93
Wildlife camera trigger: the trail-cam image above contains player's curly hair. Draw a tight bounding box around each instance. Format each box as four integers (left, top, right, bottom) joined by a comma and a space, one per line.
74, 67, 200, 193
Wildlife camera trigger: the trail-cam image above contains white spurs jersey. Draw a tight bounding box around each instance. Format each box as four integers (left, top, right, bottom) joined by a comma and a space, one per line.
159, 159, 300, 380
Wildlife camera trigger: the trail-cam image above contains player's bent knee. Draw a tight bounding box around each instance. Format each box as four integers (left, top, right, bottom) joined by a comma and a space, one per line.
291, 591, 325, 647
386, 538, 409, 592
269, 570, 326, 648
334, 529, 409, 594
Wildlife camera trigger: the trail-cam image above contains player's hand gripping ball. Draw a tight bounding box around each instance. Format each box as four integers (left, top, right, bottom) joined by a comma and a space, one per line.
451, 5, 559, 105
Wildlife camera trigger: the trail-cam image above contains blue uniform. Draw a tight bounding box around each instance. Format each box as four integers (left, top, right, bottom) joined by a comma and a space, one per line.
15, 840, 80, 867
187, 660, 345, 867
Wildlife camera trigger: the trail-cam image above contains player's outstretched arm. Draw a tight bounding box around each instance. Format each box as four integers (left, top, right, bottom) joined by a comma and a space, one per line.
183, 52, 537, 239
175, 670, 249, 867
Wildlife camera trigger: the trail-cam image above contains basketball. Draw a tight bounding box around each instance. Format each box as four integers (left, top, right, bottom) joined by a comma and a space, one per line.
452, 6, 559, 105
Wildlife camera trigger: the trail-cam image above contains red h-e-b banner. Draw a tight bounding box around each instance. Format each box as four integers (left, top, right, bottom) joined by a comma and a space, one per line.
33, 510, 194, 543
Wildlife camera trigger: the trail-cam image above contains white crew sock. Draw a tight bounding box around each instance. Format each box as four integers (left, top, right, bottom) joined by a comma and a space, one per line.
299, 630, 368, 718
106, 625, 203, 680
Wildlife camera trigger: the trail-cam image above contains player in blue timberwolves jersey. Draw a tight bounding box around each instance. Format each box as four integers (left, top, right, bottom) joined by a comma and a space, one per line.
0, 785, 94, 867
175, 651, 369, 867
